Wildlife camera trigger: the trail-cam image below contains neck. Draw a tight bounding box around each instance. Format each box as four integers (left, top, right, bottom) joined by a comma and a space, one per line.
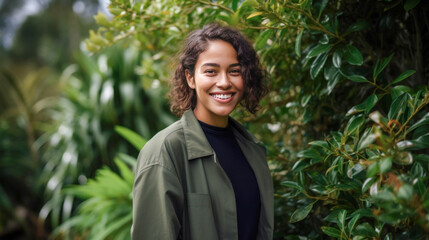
193, 110, 228, 128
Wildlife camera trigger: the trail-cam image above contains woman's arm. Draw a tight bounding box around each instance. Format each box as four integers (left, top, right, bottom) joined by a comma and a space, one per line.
132, 163, 184, 239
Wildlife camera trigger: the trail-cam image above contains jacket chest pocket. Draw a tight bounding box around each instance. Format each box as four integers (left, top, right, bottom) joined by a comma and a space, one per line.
185, 193, 219, 240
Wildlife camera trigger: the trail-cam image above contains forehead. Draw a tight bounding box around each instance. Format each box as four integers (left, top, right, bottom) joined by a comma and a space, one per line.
196, 40, 238, 66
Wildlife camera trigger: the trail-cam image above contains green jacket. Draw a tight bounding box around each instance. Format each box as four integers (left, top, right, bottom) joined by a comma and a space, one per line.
132, 110, 274, 240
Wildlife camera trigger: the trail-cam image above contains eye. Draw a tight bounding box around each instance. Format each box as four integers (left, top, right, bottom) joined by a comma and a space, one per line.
204, 69, 217, 75
229, 69, 241, 76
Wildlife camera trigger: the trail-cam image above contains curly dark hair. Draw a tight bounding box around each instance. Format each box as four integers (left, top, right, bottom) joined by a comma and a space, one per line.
169, 23, 268, 116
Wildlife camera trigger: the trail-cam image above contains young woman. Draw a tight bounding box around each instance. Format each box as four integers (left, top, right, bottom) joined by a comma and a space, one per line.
132, 24, 273, 240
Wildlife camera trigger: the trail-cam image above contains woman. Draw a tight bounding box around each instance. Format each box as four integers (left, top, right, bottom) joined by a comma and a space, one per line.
132, 23, 273, 240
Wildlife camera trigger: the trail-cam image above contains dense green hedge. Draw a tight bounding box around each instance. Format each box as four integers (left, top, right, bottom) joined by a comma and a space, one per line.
49, 0, 429, 239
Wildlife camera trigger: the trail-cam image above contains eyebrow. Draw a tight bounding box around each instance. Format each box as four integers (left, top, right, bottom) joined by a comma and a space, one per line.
200, 63, 241, 68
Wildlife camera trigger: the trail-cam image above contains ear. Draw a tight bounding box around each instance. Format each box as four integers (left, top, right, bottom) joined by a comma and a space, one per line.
185, 69, 196, 89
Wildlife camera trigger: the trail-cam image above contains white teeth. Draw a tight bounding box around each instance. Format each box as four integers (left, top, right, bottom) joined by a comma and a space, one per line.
212, 94, 232, 99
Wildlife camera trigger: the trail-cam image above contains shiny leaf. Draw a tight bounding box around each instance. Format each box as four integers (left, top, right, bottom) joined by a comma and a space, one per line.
373, 53, 393, 79
346, 115, 365, 135
310, 52, 329, 79
353, 223, 377, 237
344, 44, 363, 66
388, 93, 410, 120
307, 44, 332, 58
295, 30, 304, 57
397, 184, 413, 200
337, 209, 347, 230
407, 112, 429, 133
290, 201, 315, 223
346, 74, 368, 83
332, 49, 341, 68
321, 226, 342, 238
379, 156, 393, 173
392, 70, 416, 84
347, 214, 360, 234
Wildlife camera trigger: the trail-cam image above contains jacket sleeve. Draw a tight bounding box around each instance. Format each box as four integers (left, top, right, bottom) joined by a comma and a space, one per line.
131, 157, 184, 239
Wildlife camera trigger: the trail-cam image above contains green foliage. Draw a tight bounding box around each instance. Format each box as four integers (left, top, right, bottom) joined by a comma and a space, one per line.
53, 158, 135, 240
37, 46, 174, 229
44, 0, 429, 238
53, 126, 143, 239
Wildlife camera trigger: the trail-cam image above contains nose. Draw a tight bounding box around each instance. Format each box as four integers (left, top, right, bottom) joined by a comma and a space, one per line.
216, 72, 231, 89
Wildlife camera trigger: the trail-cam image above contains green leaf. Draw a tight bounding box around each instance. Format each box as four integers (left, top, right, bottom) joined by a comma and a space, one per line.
92, 213, 132, 240
310, 52, 329, 79
414, 179, 426, 196
373, 53, 393, 80
309, 140, 330, 150
327, 71, 340, 95
357, 128, 375, 150
115, 125, 147, 150
388, 93, 410, 120
353, 222, 377, 237
346, 93, 379, 117
232, 0, 239, 11
346, 115, 365, 135
347, 214, 360, 234
366, 162, 380, 177
404, 0, 421, 11
307, 44, 332, 58
114, 158, 134, 185
392, 70, 416, 84
347, 163, 365, 178
316, 0, 329, 20
297, 148, 322, 160
332, 49, 342, 68
345, 21, 369, 34
349, 208, 374, 218
346, 75, 368, 83
290, 201, 315, 223
344, 44, 363, 66
390, 85, 411, 99
379, 156, 392, 173
411, 162, 424, 178
321, 226, 342, 238
117, 153, 137, 169
397, 184, 414, 200
256, 29, 272, 49
281, 181, 304, 192
337, 209, 347, 231
295, 30, 304, 57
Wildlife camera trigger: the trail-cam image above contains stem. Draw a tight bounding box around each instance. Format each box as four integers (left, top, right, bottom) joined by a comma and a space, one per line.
283, 4, 343, 41
394, 97, 429, 138
196, 0, 235, 14
368, 81, 389, 93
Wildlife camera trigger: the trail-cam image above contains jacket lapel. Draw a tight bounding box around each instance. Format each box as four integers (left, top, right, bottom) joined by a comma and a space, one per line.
181, 110, 214, 160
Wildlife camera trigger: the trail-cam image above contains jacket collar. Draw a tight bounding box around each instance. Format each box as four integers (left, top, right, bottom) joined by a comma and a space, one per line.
180, 109, 261, 161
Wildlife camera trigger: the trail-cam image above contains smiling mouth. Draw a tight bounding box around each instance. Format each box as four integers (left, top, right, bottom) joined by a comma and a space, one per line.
210, 93, 234, 100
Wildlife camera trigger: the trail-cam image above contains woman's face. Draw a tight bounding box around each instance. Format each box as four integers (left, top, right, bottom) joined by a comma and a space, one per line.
186, 40, 244, 127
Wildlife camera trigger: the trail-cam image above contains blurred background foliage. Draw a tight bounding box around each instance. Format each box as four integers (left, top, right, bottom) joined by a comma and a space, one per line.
1, 0, 428, 239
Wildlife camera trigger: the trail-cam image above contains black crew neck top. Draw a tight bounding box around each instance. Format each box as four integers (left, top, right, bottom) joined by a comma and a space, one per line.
198, 120, 261, 240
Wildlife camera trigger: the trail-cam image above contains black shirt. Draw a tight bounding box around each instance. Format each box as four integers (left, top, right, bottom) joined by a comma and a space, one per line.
199, 120, 261, 240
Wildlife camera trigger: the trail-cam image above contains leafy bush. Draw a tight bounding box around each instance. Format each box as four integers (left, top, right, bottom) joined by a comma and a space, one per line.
52, 126, 144, 239
37, 46, 174, 229
66, 0, 429, 239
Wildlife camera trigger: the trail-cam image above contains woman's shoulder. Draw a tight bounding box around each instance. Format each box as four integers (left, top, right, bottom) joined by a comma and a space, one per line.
135, 120, 187, 174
